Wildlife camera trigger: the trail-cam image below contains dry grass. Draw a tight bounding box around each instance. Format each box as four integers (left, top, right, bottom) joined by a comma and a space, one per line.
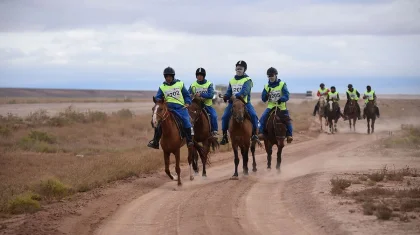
383, 126, 420, 149
331, 167, 420, 221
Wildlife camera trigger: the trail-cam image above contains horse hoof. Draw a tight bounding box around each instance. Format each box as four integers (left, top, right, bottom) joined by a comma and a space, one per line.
230, 175, 239, 180
267, 166, 271, 170
190, 175, 194, 181
202, 175, 207, 178
252, 168, 257, 172
243, 171, 249, 176
171, 174, 177, 181
178, 182, 182, 186
194, 172, 199, 176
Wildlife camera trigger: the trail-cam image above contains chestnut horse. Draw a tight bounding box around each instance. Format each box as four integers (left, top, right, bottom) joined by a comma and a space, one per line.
365, 100, 376, 134
260, 107, 287, 170
346, 100, 358, 131
229, 97, 261, 179
325, 101, 340, 134
187, 97, 220, 177
151, 97, 204, 186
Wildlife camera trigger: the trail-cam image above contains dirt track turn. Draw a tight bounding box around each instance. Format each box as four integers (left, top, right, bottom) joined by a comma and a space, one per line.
94, 130, 418, 235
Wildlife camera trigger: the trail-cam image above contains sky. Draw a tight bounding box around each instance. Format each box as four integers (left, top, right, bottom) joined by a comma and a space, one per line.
0, 0, 419, 94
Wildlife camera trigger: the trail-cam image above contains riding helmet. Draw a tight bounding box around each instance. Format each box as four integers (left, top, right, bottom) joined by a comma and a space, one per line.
331, 86, 336, 89
367, 85, 371, 89
348, 84, 353, 88
320, 83, 325, 87
163, 67, 175, 76
266, 67, 278, 76
195, 67, 206, 78
236, 60, 247, 71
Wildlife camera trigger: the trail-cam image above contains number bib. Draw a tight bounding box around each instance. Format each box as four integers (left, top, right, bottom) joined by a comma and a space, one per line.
231, 84, 243, 94
195, 87, 207, 94
164, 88, 181, 99
268, 90, 282, 102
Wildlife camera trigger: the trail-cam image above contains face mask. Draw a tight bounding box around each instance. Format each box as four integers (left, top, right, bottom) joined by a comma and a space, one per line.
236, 66, 244, 76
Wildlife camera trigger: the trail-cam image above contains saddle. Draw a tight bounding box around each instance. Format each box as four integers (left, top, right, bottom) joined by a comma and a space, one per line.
263, 108, 291, 133
168, 109, 186, 140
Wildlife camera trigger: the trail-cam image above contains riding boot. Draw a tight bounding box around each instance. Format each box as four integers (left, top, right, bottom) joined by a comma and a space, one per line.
184, 127, 194, 148
220, 131, 229, 145
251, 129, 259, 142
312, 102, 319, 116
147, 126, 162, 149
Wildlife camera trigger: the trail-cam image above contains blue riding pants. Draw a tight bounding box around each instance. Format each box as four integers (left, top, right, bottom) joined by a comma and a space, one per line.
204, 105, 218, 132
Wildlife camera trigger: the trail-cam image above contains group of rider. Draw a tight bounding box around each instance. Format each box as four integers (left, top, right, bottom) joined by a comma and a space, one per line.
147, 60, 293, 150
312, 83, 380, 120
147, 60, 380, 150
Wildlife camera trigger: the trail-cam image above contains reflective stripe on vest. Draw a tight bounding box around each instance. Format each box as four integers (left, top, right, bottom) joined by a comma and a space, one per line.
191, 80, 213, 106
347, 89, 359, 100
229, 77, 252, 103
364, 90, 375, 103
328, 91, 339, 102
265, 81, 286, 110
159, 81, 185, 105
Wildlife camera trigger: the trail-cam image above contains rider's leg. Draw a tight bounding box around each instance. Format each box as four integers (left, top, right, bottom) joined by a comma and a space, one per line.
245, 103, 259, 141
258, 108, 271, 138
313, 101, 319, 116
175, 108, 194, 147
356, 102, 362, 120
220, 103, 232, 145
147, 124, 162, 149
205, 106, 219, 136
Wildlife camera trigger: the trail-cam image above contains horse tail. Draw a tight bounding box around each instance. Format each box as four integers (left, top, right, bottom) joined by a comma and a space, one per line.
209, 136, 220, 152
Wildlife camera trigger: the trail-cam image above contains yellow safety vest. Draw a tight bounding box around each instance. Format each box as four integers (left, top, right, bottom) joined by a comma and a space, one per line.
264, 81, 286, 110
159, 81, 185, 105
191, 80, 213, 106
328, 91, 339, 102
346, 89, 359, 101
364, 90, 375, 104
229, 76, 252, 103
318, 88, 329, 97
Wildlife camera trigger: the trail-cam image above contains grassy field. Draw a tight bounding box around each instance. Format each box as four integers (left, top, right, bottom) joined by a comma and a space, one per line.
1, 98, 419, 215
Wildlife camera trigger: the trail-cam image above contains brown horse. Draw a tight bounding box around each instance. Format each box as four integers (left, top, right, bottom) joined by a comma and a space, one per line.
229, 97, 261, 179
346, 100, 358, 131
151, 97, 204, 186
365, 100, 376, 134
187, 97, 220, 177
325, 101, 340, 134
260, 107, 287, 170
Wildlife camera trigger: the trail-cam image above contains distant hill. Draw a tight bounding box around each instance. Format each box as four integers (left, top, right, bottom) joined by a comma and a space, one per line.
0, 88, 308, 99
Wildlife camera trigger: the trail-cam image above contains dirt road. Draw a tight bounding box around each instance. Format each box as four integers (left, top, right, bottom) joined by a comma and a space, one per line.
94, 128, 420, 235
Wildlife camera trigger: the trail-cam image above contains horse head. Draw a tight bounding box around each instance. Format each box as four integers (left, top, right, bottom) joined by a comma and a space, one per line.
152, 96, 169, 128
188, 97, 204, 125
231, 96, 246, 123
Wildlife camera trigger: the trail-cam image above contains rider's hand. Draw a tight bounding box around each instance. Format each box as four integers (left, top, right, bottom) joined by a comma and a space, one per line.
223, 95, 229, 102
185, 104, 190, 108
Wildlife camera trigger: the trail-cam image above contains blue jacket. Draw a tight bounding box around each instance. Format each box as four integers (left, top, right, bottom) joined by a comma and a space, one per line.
188, 79, 215, 99
261, 79, 290, 103
224, 74, 253, 103
155, 79, 192, 109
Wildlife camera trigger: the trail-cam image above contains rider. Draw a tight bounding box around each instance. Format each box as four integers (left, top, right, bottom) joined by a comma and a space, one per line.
188, 67, 219, 137
362, 85, 380, 118
219, 60, 259, 145
312, 83, 330, 116
258, 67, 293, 143
344, 84, 362, 120
147, 67, 194, 149
326, 86, 346, 119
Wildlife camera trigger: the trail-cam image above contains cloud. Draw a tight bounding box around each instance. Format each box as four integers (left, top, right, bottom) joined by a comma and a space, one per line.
1, 0, 419, 36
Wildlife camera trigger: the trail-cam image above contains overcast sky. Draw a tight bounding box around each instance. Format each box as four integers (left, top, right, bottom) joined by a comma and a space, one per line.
0, 0, 419, 93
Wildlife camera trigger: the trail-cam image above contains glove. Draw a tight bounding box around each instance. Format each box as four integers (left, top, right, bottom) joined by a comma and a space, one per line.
223, 95, 229, 103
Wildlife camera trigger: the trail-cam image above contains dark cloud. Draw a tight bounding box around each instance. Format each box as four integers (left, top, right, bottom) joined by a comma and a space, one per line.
1, 0, 419, 36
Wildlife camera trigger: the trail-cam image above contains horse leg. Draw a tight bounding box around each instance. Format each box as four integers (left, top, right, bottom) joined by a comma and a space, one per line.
241, 147, 249, 175
201, 140, 209, 177
251, 142, 257, 172
266, 141, 272, 169
175, 149, 182, 186
319, 115, 322, 131
231, 147, 240, 179
354, 118, 357, 132
334, 119, 338, 133
348, 119, 351, 130
367, 118, 370, 134
276, 146, 283, 170
164, 151, 175, 180
372, 118, 375, 134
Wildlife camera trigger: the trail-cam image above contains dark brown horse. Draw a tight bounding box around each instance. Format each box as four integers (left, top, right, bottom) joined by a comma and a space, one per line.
260, 107, 287, 170
346, 100, 358, 131
151, 97, 204, 185
229, 97, 261, 179
365, 100, 376, 134
187, 97, 220, 177
325, 101, 340, 134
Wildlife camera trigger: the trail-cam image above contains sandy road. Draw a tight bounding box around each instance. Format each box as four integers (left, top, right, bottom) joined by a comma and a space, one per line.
94, 129, 419, 235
